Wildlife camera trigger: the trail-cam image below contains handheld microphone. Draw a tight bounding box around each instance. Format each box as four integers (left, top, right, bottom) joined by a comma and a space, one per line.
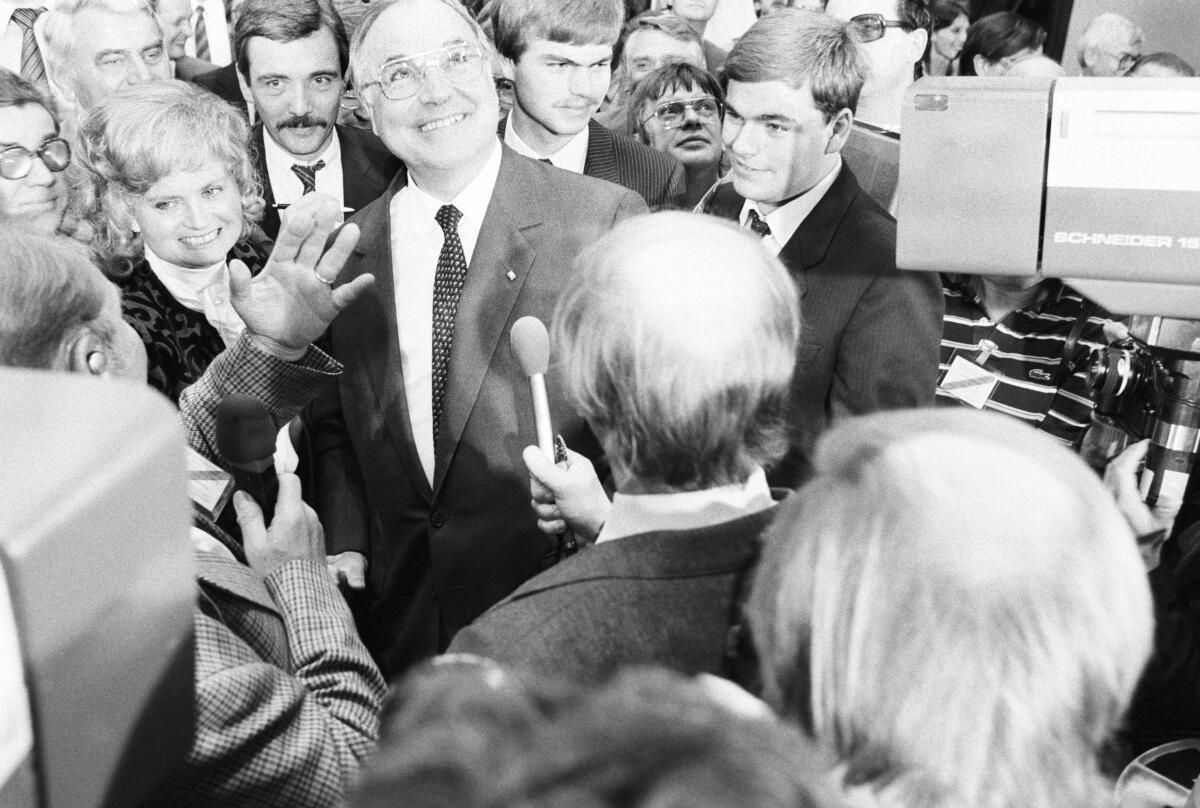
510, 316, 554, 459
215, 394, 278, 525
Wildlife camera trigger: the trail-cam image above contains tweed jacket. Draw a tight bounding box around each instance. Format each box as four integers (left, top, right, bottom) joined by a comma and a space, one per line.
305, 146, 647, 677
449, 506, 777, 683
250, 123, 402, 241
703, 165, 943, 486
139, 335, 387, 808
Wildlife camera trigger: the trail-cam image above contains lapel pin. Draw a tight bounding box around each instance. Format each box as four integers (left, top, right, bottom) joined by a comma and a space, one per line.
506, 270, 517, 281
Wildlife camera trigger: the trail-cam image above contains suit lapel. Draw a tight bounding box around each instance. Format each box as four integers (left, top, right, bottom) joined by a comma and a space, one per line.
583, 119, 620, 184
251, 125, 282, 239
347, 168, 435, 501
433, 148, 537, 494
781, 164, 859, 276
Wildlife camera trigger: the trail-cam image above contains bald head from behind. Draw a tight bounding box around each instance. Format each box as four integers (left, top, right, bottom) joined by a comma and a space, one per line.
554, 212, 800, 491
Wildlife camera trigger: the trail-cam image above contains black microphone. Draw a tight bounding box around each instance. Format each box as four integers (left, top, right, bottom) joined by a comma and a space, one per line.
216, 394, 278, 525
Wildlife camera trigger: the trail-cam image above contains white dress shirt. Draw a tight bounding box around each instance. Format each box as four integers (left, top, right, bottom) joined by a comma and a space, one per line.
389, 139, 504, 485
503, 114, 589, 174
183, 0, 230, 66
595, 467, 775, 544
263, 127, 344, 209
0, 0, 48, 75
739, 157, 842, 255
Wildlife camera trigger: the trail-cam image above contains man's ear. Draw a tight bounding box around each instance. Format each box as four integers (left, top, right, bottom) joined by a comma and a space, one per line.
64, 328, 108, 376
905, 27, 930, 66
973, 53, 990, 76
825, 107, 854, 155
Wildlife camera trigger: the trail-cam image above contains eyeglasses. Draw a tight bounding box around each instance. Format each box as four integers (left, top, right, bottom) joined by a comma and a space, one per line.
364, 42, 485, 101
848, 13, 910, 43
642, 96, 723, 129
1105, 49, 1141, 72
0, 137, 70, 180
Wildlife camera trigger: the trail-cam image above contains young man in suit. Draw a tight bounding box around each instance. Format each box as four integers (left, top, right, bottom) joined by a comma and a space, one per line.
701, 9, 942, 487
450, 212, 800, 683
307, 0, 647, 677
494, 0, 686, 209
234, 0, 400, 240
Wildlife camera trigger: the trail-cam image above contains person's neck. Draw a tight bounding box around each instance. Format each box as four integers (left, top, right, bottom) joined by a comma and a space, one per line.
854, 86, 905, 132
974, 275, 1044, 321
408, 143, 495, 203
684, 162, 720, 209
511, 104, 577, 157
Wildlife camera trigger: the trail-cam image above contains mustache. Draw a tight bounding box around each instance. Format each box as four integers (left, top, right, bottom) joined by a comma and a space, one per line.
279, 115, 329, 130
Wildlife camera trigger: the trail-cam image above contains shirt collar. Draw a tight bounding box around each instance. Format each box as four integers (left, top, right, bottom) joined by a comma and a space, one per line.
404, 137, 502, 224
144, 243, 226, 310
503, 114, 590, 173
595, 467, 775, 544
740, 157, 842, 252
263, 125, 341, 174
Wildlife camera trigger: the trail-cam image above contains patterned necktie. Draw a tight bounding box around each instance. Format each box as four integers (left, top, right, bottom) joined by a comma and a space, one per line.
290, 160, 325, 194
745, 208, 771, 238
193, 3, 210, 61
11, 8, 46, 84
431, 205, 467, 448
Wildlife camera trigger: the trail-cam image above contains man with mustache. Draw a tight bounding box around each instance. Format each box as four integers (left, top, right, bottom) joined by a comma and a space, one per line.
235, 0, 400, 240
495, 0, 686, 210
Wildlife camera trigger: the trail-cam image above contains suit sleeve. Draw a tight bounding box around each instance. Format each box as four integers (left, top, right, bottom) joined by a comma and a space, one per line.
612, 188, 650, 223
178, 333, 342, 466
303, 378, 372, 556
149, 561, 385, 808
831, 262, 944, 419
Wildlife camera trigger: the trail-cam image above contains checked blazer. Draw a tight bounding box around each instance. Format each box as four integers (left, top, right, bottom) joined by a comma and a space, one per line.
140, 335, 387, 808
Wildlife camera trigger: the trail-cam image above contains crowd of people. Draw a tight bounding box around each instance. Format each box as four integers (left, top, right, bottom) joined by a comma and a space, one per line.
2, 0, 1198, 805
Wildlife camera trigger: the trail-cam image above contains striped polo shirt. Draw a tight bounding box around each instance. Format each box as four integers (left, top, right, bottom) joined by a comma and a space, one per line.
936, 278, 1114, 447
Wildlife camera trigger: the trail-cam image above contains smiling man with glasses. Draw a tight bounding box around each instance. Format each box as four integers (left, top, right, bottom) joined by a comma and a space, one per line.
0, 69, 71, 235
304, 0, 647, 678
700, 9, 942, 487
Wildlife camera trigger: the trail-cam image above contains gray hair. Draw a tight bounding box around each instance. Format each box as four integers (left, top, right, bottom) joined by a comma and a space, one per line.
749, 408, 1154, 808
41, 0, 161, 91
553, 212, 800, 489
1077, 12, 1144, 68
0, 228, 113, 369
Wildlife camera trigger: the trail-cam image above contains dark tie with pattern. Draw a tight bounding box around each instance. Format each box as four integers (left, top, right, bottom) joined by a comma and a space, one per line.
193, 3, 210, 60
11, 8, 46, 84
432, 204, 467, 447
290, 160, 325, 194
745, 208, 771, 238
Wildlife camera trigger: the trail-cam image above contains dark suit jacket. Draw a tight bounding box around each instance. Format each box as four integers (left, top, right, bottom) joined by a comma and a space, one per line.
191, 63, 247, 119
307, 146, 648, 677
449, 506, 775, 683
250, 123, 401, 241
704, 165, 943, 486
499, 116, 686, 210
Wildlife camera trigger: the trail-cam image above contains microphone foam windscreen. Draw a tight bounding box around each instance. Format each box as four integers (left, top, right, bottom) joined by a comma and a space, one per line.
510, 316, 550, 376
215, 394, 276, 464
